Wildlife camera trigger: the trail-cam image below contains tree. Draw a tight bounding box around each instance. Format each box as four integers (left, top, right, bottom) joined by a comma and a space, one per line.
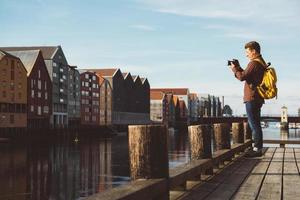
223, 105, 233, 116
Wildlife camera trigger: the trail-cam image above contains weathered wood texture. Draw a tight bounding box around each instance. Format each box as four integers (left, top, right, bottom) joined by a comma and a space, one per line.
213, 123, 231, 150
188, 125, 212, 160
243, 122, 252, 141
232, 122, 244, 144
128, 125, 169, 180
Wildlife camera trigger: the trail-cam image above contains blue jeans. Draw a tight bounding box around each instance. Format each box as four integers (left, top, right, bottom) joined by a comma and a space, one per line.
245, 101, 263, 150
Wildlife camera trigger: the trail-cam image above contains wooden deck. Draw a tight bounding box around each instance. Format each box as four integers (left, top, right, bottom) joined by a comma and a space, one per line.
179, 147, 300, 200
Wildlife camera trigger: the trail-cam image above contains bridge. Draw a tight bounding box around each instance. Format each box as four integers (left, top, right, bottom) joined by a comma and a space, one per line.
85, 122, 300, 200
193, 116, 300, 124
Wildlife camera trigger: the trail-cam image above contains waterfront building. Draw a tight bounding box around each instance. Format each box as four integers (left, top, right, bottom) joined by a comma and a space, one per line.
1, 46, 70, 128
6, 50, 52, 128
68, 65, 81, 126
80, 71, 100, 126
0, 50, 27, 128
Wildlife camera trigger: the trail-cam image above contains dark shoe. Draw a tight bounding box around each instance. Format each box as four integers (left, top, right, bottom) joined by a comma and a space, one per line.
245, 150, 262, 157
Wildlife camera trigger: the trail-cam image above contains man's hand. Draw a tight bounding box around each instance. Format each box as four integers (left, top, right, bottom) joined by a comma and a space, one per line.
230, 62, 236, 70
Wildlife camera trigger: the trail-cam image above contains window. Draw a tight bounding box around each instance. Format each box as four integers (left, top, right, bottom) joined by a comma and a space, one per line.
11, 60, 15, 80
85, 82, 88, 87
31, 105, 34, 112
38, 92, 41, 98
63, 75, 66, 80
43, 106, 49, 114
44, 81, 47, 90
31, 90, 34, 98
38, 80, 41, 90
38, 70, 41, 79
92, 75, 96, 81
31, 79, 34, 88
37, 106, 41, 115
60, 68, 63, 72
60, 98, 64, 103
53, 62, 57, 67
82, 82, 84, 87
45, 92, 48, 100
85, 74, 89, 79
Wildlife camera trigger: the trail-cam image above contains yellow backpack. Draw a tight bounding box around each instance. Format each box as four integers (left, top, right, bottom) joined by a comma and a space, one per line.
255, 59, 278, 99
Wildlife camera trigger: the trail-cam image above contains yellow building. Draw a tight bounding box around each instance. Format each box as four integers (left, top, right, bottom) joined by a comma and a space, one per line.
0, 50, 27, 128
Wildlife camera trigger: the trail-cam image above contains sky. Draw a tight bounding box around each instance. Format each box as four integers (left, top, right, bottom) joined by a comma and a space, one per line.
1, 0, 300, 115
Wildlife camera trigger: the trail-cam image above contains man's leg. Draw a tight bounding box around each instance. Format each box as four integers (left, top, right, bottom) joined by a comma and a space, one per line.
245, 101, 262, 150
254, 102, 263, 150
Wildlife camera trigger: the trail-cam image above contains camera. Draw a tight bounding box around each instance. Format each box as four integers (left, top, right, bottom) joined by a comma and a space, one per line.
227, 59, 239, 66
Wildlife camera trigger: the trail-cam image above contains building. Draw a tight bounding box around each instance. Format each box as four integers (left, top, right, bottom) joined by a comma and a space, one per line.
0, 50, 27, 128
150, 91, 167, 123
179, 100, 188, 122
141, 78, 150, 115
0, 46, 70, 128
165, 93, 175, 127
68, 65, 81, 126
189, 93, 200, 122
173, 95, 181, 123
99, 75, 112, 126
6, 50, 52, 128
151, 88, 190, 121
85, 68, 150, 125
80, 71, 100, 126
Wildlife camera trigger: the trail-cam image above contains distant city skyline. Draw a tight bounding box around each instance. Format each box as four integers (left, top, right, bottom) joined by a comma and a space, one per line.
1, 0, 299, 115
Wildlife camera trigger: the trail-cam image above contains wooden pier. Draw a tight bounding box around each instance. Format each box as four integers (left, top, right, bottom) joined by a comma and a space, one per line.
86, 124, 300, 200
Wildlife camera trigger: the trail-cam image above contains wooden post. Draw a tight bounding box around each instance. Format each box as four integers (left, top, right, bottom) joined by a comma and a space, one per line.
188, 125, 213, 175
213, 123, 231, 150
243, 122, 252, 141
188, 125, 212, 160
128, 125, 169, 179
128, 125, 169, 200
232, 122, 244, 144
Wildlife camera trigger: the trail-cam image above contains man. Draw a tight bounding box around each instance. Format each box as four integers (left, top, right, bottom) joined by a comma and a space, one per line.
230, 41, 267, 157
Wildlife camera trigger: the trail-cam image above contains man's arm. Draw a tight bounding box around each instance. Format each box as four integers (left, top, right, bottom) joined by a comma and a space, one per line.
230, 61, 257, 81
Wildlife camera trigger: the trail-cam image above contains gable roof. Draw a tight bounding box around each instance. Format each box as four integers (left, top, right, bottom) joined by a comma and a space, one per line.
0, 46, 60, 59
6, 50, 40, 76
151, 88, 189, 95
173, 95, 179, 106
84, 68, 119, 77
0, 50, 27, 73
150, 91, 165, 100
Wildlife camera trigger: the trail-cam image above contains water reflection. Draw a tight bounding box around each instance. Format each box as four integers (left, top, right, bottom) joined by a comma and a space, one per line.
1, 123, 300, 199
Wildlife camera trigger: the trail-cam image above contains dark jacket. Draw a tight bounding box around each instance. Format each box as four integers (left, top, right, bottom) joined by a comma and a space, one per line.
232, 55, 267, 103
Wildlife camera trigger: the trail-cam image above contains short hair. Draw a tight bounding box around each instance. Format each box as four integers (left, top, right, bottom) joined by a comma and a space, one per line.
244, 41, 261, 54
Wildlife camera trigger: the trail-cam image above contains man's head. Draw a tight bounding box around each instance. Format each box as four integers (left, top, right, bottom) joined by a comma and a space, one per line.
244, 41, 261, 60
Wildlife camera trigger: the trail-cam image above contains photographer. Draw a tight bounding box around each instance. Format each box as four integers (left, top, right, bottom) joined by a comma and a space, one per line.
229, 41, 268, 157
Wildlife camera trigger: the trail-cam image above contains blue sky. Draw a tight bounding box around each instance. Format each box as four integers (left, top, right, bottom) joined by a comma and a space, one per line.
1, 0, 300, 115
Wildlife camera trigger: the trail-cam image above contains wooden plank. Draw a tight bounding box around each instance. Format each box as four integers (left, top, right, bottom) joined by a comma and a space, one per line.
257, 148, 283, 200
233, 148, 276, 200
179, 157, 246, 200
204, 157, 258, 200
283, 148, 300, 200
264, 140, 300, 145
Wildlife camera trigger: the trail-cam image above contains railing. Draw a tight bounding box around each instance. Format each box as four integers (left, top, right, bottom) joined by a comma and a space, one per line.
86, 122, 252, 200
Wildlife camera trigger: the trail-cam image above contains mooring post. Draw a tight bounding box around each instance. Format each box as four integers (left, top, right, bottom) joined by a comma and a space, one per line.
188, 124, 213, 175
213, 123, 231, 150
128, 125, 169, 200
243, 122, 252, 141
232, 122, 244, 144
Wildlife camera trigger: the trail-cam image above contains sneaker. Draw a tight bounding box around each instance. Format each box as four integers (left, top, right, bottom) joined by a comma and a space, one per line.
245, 149, 262, 157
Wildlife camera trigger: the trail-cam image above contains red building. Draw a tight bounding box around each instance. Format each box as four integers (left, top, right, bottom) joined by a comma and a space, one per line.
80, 71, 100, 126
7, 50, 52, 128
